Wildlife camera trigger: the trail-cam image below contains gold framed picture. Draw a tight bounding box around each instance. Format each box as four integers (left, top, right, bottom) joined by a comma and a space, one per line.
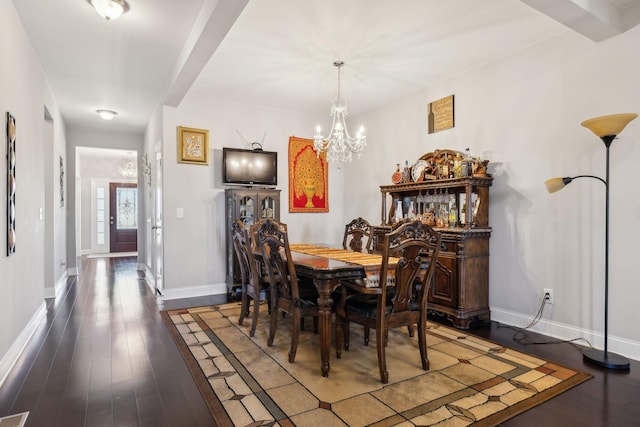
177, 126, 209, 165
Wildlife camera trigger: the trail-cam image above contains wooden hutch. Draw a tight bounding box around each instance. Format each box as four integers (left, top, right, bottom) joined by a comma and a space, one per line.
374, 149, 492, 329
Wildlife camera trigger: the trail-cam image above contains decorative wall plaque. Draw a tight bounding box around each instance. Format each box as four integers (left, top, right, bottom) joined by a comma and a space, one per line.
6, 112, 16, 255
428, 95, 454, 134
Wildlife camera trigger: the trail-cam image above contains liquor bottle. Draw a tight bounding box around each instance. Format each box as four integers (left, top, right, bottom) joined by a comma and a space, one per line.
392, 164, 402, 184
395, 200, 403, 223
408, 201, 416, 219
440, 156, 449, 179
403, 160, 410, 183
460, 201, 466, 225
463, 148, 473, 176
448, 195, 457, 227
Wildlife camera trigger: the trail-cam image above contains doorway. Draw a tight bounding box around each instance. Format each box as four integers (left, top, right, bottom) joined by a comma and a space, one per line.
109, 183, 138, 253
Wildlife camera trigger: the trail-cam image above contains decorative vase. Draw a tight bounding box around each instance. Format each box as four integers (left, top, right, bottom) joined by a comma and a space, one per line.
303, 179, 316, 208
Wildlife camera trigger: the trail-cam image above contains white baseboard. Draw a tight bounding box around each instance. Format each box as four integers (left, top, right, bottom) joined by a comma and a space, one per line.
44, 271, 68, 299
160, 283, 227, 300
491, 306, 640, 362
79, 249, 92, 255
0, 302, 47, 388
67, 267, 78, 277
142, 265, 156, 294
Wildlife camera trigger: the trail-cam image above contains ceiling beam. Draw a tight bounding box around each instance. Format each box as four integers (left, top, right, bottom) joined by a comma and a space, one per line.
520, 0, 639, 41
164, 0, 249, 107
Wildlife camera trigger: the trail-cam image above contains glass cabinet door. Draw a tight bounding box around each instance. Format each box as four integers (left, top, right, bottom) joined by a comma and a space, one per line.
239, 195, 256, 226
260, 196, 277, 219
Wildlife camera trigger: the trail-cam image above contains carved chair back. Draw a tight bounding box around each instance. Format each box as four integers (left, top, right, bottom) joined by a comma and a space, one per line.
342, 217, 373, 253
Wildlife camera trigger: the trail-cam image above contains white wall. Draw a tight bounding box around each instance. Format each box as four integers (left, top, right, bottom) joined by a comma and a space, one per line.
0, 0, 67, 380
346, 27, 640, 359
158, 96, 345, 298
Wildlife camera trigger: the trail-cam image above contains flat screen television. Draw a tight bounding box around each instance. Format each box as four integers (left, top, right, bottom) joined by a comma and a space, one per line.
222, 147, 278, 187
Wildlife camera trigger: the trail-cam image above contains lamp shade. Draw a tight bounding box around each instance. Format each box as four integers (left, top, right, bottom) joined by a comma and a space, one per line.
580, 113, 638, 137
545, 177, 568, 193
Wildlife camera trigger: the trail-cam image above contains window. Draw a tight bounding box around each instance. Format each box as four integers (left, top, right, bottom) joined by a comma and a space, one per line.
116, 187, 137, 229
96, 187, 105, 245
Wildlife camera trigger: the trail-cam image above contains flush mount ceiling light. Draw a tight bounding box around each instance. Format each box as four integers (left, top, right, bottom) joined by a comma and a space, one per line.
313, 61, 367, 163
87, 0, 130, 21
96, 109, 117, 121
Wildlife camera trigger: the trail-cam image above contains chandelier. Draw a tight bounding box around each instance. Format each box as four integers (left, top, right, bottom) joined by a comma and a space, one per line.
119, 160, 137, 178
313, 61, 366, 163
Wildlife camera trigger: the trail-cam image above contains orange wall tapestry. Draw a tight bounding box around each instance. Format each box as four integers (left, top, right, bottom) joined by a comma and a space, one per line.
288, 136, 328, 212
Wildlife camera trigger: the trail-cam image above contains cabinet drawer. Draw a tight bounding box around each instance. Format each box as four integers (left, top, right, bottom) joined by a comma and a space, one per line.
439, 240, 458, 254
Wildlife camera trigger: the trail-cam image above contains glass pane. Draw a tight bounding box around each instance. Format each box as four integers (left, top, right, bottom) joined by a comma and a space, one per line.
261, 197, 275, 218
116, 187, 138, 230
97, 187, 104, 198
97, 211, 104, 222
97, 199, 104, 210
239, 196, 255, 220
97, 221, 104, 232
97, 233, 105, 245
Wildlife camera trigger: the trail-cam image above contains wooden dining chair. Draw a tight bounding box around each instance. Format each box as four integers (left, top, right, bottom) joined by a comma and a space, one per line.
255, 218, 319, 363
335, 219, 441, 383
231, 219, 270, 337
342, 217, 373, 253
341, 217, 415, 344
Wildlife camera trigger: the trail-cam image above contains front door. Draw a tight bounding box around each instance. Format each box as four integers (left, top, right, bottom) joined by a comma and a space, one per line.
109, 183, 138, 252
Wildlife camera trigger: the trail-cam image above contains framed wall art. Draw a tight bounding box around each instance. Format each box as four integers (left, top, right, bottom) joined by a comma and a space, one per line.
428, 94, 454, 134
177, 126, 209, 165
288, 136, 328, 213
6, 112, 16, 255
60, 156, 65, 208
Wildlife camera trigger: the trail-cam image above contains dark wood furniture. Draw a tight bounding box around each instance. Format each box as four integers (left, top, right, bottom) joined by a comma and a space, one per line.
254, 219, 320, 364
225, 188, 280, 296
230, 219, 270, 337
376, 155, 492, 329
336, 220, 442, 383
286, 247, 378, 377
342, 217, 374, 253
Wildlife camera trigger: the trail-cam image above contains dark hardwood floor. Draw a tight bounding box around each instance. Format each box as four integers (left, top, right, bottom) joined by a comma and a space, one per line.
0, 256, 638, 426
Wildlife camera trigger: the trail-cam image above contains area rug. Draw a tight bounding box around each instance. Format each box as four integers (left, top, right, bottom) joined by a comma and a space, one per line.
161, 303, 591, 426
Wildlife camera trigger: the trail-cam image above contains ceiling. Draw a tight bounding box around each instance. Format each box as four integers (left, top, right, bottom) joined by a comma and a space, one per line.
11, 0, 640, 135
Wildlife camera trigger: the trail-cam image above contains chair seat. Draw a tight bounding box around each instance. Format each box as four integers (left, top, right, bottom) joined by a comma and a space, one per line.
344, 295, 420, 319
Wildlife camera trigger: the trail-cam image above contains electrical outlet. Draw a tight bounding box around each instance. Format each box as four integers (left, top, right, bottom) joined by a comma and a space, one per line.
543, 288, 554, 305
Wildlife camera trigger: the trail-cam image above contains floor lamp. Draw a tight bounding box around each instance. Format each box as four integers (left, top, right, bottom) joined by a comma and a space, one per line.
545, 113, 637, 370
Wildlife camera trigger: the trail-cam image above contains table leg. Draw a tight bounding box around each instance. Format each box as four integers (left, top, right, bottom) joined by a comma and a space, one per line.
315, 279, 338, 377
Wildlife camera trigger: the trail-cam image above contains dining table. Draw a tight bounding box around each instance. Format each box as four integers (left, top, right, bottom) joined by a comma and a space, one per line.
287, 244, 398, 377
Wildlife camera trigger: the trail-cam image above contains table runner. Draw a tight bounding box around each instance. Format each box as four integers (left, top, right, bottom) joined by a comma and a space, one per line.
290, 244, 397, 287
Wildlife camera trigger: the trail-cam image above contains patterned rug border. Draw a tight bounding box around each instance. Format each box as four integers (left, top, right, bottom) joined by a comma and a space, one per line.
161, 304, 592, 427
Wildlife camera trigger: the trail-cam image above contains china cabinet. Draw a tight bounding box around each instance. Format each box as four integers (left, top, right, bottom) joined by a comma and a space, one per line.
373, 149, 492, 329
225, 188, 280, 295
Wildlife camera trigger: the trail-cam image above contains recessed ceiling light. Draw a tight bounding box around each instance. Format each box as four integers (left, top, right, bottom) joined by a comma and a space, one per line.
96, 109, 117, 121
